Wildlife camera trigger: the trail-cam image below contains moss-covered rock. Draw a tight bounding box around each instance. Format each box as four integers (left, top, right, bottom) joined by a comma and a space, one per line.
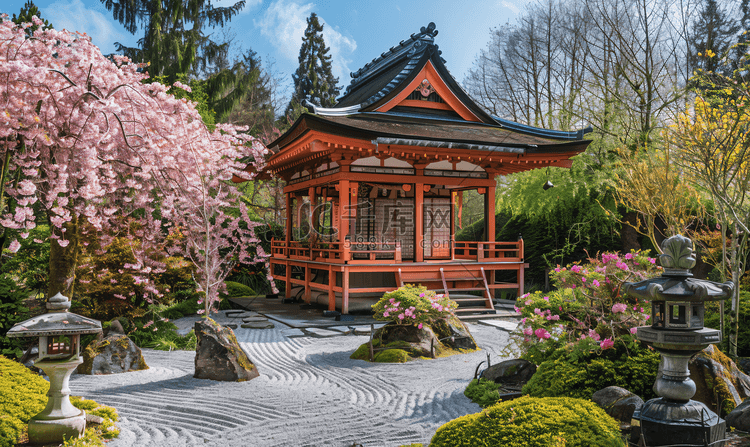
194, 318, 259, 381
689, 344, 750, 416
350, 320, 478, 363
430, 395, 625, 447
77, 334, 149, 375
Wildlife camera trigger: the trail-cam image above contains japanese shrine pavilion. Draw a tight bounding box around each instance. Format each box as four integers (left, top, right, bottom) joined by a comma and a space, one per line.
263, 22, 591, 315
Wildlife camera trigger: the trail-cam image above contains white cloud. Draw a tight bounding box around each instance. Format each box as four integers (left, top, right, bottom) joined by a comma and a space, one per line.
501, 0, 521, 14
257, 0, 356, 85
42, 0, 132, 54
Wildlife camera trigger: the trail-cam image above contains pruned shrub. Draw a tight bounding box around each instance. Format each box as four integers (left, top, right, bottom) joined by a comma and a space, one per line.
522, 343, 660, 400
222, 281, 255, 298
430, 395, 625, 447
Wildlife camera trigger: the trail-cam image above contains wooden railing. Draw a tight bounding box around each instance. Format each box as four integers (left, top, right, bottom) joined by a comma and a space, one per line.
271, 239, 401, 263
453, 240, 524, 262
271, 239, 522, 263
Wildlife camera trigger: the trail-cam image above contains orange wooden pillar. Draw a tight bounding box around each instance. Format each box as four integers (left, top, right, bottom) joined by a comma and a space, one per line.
284, 193, 292, 299
484, 186, 495, 244
415, 182, 424, 262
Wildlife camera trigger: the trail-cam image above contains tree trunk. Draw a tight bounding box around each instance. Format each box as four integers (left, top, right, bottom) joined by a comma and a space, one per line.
621, 211, 641, 252
47, 215, 79, 299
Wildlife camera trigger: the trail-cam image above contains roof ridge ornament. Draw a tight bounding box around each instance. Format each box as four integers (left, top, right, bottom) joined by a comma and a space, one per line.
659, 234, 696, 276
420, 22, 438, 38
47, 292, 71, 312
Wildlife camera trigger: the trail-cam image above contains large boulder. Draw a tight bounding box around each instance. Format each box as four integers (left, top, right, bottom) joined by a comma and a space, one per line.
431, 317, 478, 351
592, 386, 644, 424
738, 358, 750, 376
351, 318, 477, 362
78, 333, 148, 375
194, 318, 259, 382
481, 359, 536, 385
726, 397, 750, 431
689, 344, 750, 416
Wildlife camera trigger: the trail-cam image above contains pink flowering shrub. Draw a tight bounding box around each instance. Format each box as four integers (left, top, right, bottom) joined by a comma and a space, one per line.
515, 250, 660, 363
372, 284, 457, 327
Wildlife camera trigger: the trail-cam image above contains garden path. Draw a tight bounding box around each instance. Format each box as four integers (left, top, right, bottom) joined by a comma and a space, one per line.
69, 321, 514, 447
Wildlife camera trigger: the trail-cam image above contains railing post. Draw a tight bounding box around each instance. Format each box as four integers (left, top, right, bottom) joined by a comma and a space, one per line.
477, 243, 484, 261
369, 324, 375, 362
395, 241, 401, 262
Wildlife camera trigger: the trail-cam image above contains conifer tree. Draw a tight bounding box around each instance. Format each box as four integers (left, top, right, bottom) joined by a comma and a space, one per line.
689, 0, 740, 76
286, 13, 340, 118
100, 0, 244, 82
11, 0, 53, 32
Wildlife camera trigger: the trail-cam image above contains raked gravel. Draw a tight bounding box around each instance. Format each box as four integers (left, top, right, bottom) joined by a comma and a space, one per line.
69, 321, 515, 447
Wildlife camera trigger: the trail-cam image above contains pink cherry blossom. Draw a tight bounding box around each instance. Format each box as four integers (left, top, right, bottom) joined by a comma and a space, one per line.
612, 303, 628, 313
600, 338, 614, 350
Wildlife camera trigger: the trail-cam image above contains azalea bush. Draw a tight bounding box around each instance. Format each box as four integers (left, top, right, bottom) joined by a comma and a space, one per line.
515, 250, 661, 364
371, 284, 457, 327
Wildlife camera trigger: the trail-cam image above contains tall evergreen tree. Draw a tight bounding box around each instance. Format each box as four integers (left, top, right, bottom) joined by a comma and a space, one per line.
286, 13, 340, 118
100, 0, 244, 82
11, 0, 53, 32
689, 0, 740, 76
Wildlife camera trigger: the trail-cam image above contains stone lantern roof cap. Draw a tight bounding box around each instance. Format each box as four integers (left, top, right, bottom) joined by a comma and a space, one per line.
623, 235, 733, 303
6, 293, 102, 338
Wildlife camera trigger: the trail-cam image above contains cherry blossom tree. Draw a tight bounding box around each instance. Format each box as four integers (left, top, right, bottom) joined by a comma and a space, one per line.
0, 15, 267, 310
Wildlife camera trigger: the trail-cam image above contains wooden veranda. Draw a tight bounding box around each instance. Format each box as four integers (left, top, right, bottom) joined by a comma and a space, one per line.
254, 22, 591, 314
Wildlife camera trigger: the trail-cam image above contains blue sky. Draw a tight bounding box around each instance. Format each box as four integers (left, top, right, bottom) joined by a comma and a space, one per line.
1, 0, 527, 101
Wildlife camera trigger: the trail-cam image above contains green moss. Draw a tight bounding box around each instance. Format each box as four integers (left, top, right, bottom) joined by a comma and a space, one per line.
430, 395, 625, 447
464, 378, 503, 408
374, 349, 410, 363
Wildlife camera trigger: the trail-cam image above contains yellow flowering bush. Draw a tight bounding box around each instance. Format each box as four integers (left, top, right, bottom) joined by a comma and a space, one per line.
430, 395, 624, 447
0, 356, 119, 446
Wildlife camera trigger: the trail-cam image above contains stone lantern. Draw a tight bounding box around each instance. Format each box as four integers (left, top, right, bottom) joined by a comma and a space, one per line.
6, 293, 101, 445
623, 235, 733, 447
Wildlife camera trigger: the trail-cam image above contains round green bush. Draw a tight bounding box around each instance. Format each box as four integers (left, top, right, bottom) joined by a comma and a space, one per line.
522, 345, 660, 400
223, 281, 256, 298
430, 395, 625, 447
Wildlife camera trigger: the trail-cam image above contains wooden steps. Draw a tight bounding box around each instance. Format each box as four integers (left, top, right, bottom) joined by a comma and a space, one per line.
396, 267, 495, 314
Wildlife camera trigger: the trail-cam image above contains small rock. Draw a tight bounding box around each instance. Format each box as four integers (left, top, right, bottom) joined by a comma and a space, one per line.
194, 319, 259, 382
78, 334, 148, 375
481, 359, 536, 385
86, 414, 105, 425
240, 321, 274, 329
726, 397, 750, 431
226, 324, 238, 329
592, 386, 644, 424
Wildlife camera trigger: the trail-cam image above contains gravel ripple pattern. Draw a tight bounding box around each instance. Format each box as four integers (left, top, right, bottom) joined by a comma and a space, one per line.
69, 322, 513, 447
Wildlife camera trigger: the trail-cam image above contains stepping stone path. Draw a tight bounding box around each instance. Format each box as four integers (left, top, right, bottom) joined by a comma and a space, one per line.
240, 321, 275, 329
328, 326, 354, 335
242, 316, 267, 323
304, 328, 342, 338
477, 320, 519, 332
280, 328, 305, 337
